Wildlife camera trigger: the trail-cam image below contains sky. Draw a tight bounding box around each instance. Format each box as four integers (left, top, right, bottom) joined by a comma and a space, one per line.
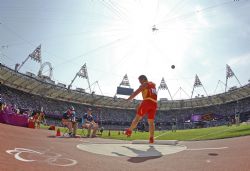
1, 0, 250, 100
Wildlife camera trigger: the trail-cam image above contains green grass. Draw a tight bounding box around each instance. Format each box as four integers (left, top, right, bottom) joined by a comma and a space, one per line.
100, 124, 250, 141
41, 123, 250, 141
40, 125, 85, 135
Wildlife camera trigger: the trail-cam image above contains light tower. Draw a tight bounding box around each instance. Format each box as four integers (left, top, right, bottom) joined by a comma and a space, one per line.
17, 44, 42, 72
68, 63, 91, 93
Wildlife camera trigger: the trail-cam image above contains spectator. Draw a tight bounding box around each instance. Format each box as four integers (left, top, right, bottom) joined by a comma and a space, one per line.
82, 108, 99, 138
1, 83, 250, 130
172, 120, 177, 132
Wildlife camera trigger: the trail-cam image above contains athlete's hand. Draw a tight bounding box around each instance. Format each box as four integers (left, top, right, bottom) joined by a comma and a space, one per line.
127, 97, 133, 102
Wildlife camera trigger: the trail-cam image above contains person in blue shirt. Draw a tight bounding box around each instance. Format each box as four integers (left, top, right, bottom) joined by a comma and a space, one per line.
62, 106, 78, 137
82, 108, 99, 138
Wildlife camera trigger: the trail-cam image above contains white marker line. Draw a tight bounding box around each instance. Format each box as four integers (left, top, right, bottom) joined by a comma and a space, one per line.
155, 126, 234, 140
6, 148, 42, 162
190, 127, 234, 140
186, 147, 228, 151
47, 157, 78, 167
6, 148, 78, 166
154, 131, 169, 139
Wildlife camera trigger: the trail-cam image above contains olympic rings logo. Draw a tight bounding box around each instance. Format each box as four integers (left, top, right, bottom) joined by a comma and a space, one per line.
6, 148, 77, 167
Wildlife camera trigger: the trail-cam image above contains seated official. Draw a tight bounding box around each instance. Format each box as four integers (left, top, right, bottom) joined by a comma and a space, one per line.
82, 108, 99, 138
30, 110, 39, 128
36, 111, 46, 128
62, 106, 78, 137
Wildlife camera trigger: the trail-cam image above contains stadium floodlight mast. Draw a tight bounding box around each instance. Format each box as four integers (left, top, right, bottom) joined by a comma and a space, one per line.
190, 74, 221, 110
67, 63, 91, 93
115, 74, 134, 97
191, 74, 208, 99
225, 64, 242, 92
119, 74, 131, 87
158, 77, 173, 100
16, 44, 42, 72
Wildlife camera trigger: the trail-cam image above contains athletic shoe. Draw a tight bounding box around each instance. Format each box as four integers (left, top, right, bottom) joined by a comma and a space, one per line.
149, 137, 154, 144
91, 135, 97, 138
124, 128, 132, 137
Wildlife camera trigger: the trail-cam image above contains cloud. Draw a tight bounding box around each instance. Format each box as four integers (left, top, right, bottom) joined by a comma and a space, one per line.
228, 53, 250, 67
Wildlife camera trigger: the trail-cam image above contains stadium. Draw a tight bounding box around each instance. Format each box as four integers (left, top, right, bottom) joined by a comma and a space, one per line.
1, 0, 250, 171
1, 64, 250, 130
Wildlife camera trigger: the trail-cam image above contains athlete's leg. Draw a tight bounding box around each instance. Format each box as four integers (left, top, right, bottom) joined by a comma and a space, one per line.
125, 102, 146, 137
129, 114, 142, 130
92, 123, 99, 137
125, 114, 142, 137
83, 123, 92, 137
129, 102, 145, 130
147, 105, 156, 143
148, 119, 155, 138
72, 122, 78, 136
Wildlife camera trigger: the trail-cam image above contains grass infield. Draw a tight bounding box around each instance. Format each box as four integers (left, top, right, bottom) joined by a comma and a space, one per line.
42, 123, 250, 141
100, 124, 250, 141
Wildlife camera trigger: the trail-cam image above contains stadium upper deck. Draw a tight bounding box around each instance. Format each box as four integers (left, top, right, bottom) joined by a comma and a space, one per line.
1, 63, 250, 110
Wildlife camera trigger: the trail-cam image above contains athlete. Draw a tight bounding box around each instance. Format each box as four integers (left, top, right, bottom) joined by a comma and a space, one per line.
125, 75, 157, 143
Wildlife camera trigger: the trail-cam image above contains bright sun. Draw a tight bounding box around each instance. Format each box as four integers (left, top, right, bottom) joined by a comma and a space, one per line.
105, 0, 201, 98
113, 1, 195, 67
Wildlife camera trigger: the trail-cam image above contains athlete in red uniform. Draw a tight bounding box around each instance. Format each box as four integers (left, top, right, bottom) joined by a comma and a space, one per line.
125, 75, 157, 143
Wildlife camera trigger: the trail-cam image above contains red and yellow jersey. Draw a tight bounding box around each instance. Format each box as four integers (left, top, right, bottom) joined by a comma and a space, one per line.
141, 81, 157, 103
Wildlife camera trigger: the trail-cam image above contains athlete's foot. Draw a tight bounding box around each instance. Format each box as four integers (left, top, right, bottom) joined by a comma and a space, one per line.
91, 135, 97, 138
124, 128, 132, 137
149, 137, 154, 144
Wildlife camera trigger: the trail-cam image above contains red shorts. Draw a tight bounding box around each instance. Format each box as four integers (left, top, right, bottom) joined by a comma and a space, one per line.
136, 100, 157, 120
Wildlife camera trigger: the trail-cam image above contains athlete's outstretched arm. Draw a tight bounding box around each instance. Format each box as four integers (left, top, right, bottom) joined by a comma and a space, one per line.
127, 83, 147, 101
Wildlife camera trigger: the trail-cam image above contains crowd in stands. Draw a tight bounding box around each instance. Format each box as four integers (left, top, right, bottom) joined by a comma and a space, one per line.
1, 84, 250, 131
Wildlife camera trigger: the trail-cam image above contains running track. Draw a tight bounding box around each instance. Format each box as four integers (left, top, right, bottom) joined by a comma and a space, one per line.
0, 123, 249, 171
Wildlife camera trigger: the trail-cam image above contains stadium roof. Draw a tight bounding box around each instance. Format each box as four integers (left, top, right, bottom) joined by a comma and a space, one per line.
1, 64, 250, 110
